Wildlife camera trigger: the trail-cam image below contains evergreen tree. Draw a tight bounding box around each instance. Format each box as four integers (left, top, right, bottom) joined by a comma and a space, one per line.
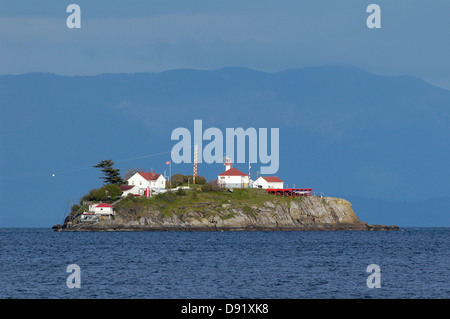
93, 159, 124, 185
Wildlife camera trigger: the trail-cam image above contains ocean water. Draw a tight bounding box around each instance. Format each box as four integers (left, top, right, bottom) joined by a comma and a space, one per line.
0, 228, 449, 299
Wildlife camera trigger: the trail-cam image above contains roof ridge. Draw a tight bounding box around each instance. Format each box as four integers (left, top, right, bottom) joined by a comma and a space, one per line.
218, 167, 248, 176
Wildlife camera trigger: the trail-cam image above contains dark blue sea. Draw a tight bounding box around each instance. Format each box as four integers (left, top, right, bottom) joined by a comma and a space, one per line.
0, 228, 449, 299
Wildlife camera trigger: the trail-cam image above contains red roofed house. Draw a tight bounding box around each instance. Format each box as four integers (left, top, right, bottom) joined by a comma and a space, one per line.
87, 203, 115, 215
217, 158, 249, 188
127, 171, 166, 192
255, 176, 284, 189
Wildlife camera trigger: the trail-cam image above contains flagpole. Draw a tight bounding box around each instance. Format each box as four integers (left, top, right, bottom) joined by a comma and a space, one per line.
248, 162, 251, 188
170, 151, 173, 189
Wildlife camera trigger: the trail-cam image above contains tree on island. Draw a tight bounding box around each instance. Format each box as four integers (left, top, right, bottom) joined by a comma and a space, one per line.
171, 173, 206, 187
82, 184, 123, 202
93, 159, 124, 185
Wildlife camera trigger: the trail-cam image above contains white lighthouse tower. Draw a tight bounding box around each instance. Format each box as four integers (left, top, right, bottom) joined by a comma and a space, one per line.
224, 156, 232, 171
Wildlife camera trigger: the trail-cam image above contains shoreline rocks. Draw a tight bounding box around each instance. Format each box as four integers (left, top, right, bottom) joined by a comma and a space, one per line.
53, 196, 399, 232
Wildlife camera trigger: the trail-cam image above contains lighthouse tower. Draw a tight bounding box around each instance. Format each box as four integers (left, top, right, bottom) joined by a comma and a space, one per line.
224, 156, 232, 171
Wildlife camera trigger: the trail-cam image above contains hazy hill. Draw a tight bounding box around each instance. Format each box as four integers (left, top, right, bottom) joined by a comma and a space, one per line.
0, 66, 449, 227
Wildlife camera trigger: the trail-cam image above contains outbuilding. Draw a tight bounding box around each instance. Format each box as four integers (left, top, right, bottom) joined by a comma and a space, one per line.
120, 184, 142, 196
254, 176, 284, 189
88, 203, 114, 215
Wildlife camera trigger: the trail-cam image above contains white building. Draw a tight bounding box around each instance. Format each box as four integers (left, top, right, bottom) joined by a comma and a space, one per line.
254, 176, 284, 189
87, 203, 115, 215
119, 184, 142, 196
218, 159, 249, 188
127, 171, 166, 192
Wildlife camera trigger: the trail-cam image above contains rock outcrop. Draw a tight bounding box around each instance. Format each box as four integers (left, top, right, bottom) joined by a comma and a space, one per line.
55, 196, 399, 231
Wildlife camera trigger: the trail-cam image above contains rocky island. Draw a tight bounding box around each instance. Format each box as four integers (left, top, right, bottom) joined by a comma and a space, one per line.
52, 188, 398, 232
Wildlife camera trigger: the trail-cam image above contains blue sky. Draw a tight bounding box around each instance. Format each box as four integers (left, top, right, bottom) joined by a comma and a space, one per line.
0, 0, 449, 89
1, 1, 449, 227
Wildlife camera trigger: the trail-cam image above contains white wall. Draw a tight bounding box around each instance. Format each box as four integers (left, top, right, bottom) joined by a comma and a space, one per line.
218, 175, 249, 188
122, 185, 142, 196
88, 204, 114, 215
255, 177, 283, 189
128, 173, 148, 188
153, 175, 166, 189
127, 173, 166, 190
93, 206, 114, 215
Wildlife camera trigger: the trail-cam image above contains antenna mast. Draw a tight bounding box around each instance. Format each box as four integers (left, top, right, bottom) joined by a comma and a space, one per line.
193, 144, 198, 184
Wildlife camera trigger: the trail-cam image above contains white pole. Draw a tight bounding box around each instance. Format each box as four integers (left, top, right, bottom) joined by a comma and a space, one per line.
257, 170, 259, 188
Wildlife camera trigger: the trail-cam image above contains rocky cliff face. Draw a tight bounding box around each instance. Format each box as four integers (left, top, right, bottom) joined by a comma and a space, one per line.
56, 196, 398, 231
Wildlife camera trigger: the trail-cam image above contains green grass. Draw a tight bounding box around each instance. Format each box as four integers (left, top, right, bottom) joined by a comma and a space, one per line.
114, 188, 295, 219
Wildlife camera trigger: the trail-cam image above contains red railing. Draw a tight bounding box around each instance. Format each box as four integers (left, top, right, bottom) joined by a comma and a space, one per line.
266, 188, 313, 199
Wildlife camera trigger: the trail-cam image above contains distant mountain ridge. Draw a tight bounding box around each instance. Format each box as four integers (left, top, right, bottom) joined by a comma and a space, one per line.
0, 66, 449, 227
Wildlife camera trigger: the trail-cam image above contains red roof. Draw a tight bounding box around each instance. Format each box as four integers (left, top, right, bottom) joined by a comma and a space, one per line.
218, 167, 248, 176
96, 203, 114, 208
261, 176, 283, 183
138, 172, 161, 181
120, 185, 134, 191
